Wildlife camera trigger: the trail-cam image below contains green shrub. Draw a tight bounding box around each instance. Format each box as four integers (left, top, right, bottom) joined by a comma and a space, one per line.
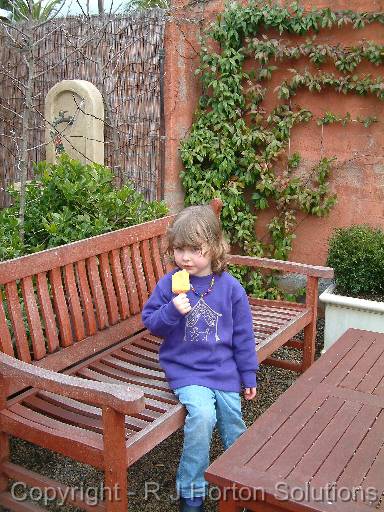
327, 225, 384, 297
0, 154, 168, 261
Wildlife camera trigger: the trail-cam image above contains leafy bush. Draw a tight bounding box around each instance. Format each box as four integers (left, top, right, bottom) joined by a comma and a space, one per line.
327, 225, 384, 297
0, 154, 168, 261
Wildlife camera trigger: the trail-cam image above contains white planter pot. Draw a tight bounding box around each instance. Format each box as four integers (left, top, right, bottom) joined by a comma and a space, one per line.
319, 283, 384, 352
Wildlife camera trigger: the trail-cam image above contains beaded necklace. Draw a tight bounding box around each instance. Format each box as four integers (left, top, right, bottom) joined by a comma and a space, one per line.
190, 275, 215, 298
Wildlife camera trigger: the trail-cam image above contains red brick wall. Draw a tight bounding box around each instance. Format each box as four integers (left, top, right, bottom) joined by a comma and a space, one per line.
164, 0, 384, 265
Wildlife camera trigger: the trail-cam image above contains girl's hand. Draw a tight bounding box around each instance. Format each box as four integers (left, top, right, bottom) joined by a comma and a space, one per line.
172, 293, 192, 315
244, 387, 257, 400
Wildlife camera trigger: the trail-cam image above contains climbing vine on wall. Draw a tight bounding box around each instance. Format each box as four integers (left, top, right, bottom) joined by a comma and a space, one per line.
179, 1, 384, 297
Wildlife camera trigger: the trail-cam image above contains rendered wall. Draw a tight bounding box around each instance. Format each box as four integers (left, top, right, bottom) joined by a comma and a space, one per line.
164, 0, 384, 265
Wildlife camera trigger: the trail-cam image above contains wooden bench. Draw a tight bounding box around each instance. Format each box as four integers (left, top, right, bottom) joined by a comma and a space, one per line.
206, 329, 384, 512
0, 199, 333, 512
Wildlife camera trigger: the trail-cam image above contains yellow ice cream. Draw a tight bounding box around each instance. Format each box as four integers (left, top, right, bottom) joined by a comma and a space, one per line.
172, 269, 190, 294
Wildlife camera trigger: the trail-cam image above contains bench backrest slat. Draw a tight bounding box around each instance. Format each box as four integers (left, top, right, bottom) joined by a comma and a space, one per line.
36, 272, 60, 352
63, 263, 86, 341
99, 252, 120, 326
0, 215, 175, 367
151, 236, 166, 282
21, 276, 46, 360
87, 256, 110, 330
0, 299, 14, 357
121, 246, 141, 315
131, 243, 149, 309
141, 239, 157, 294
110, 249, 130, 321
50, 267, 73, 348
76, 260, 98, 337
5, 281, 31, 362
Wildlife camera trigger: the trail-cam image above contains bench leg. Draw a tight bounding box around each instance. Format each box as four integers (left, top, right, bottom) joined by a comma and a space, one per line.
302, 276, 319, 371
0, 432, 9, 493
0, 378, 9, 494
102, 407, 128, 512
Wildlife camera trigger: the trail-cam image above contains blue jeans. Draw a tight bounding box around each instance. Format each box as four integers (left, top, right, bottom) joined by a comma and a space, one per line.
174, 385, 246, 499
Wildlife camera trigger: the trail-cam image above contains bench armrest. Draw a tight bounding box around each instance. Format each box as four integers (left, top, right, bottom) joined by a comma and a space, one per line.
228, 254, 334, 278
0, 353, 145, 415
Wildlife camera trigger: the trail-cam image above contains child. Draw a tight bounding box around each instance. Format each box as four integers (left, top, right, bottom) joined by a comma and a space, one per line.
142, 204, 258, 512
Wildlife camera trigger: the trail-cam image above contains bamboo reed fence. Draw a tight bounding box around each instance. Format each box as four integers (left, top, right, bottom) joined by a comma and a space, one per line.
0, 10, 165, 207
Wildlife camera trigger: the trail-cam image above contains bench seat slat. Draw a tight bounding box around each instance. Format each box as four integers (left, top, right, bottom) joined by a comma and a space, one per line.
75, 365, 171, 413
121, 344, 160, 362
110, 249, 130, 320
10, 403, 96, 435
87, 360, 171, 392
256, 308, 312, 362
252, 318, 283, 331
112, 351, 161, 371
252, 316, 292, 329
141, 333, 162, 345
5, 281, 31, 362
77, 364, 177, 404
101, 354, 166, 381
23, 395, 107, 434
38, 390, 152, 431
131, 337, 161, 353
253, 332, 268, 341
78, 367, 168, 415
252, 324, 278, 336
23, 395, 140, 436
0, 408, 104, 468
75, 367, 162, 422
63, 263, 86, 341
36, 272, 59, 353
250, 305, 302, 320
112, 348, 161, 371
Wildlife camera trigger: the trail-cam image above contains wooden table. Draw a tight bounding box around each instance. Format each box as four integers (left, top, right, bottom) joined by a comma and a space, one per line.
206, 328, 384, 512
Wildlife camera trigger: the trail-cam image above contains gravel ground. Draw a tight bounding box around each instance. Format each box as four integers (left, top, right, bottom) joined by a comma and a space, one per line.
2, 319, 325, 512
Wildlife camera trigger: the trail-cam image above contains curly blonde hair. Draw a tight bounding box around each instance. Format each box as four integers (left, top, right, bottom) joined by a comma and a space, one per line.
166, 204, 229, 274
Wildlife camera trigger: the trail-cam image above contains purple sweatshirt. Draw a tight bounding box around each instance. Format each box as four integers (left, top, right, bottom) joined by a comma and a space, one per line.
142, 269, 259, 392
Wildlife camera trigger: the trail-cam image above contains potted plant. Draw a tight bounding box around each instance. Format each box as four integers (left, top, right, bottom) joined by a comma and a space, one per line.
319, 225, 384, 351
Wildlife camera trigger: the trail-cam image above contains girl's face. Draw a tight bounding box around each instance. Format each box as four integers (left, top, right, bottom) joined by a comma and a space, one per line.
173, 245, 212, 276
